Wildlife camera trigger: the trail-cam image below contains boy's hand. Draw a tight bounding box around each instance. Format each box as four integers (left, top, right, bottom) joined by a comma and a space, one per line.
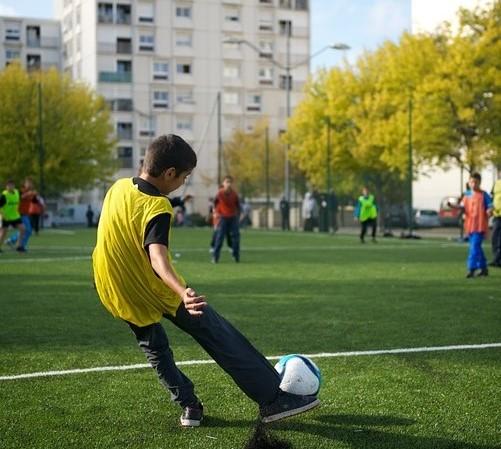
183, 287, 207, 316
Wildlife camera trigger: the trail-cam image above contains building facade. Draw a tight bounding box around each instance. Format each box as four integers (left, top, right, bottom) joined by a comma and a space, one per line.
53, 0, 310, 209
0, 16, 61, 72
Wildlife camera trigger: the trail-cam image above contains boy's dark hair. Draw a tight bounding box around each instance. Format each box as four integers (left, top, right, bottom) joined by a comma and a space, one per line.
143, 134, 197, 177
471, 172, 482, 182
224, 175, 233, 182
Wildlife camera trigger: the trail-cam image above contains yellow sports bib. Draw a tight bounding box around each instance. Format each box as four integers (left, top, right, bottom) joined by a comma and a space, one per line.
92, 178, 184, 326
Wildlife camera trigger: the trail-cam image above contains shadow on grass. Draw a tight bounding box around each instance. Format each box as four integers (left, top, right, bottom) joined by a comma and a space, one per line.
270, 413, 493, 449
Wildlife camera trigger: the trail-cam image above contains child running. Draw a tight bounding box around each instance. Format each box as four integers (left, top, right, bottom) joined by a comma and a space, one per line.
92, 134, 319, 427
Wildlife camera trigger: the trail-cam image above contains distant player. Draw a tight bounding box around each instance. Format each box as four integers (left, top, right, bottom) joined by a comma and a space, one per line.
450, 173, 493, 278
0, 180, 26, 253
212, 175, 241, 263
92, 134, 319, 427
354, 186, 378, 243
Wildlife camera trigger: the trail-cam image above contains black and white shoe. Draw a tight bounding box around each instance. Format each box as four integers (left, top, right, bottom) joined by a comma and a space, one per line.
180, 402, 203, 427
260, 390, 320, 423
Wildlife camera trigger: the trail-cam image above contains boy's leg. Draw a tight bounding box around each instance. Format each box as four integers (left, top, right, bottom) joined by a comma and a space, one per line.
20, 215, 32, 248
167, 304, 281, 407
370, 219, 377, 239
476, 233, 487, 269
127, 321, 199, 407
212, 219, 227, 262
360, 220, 367, 242
467, 233, 477, 272
229, 217, 240, 261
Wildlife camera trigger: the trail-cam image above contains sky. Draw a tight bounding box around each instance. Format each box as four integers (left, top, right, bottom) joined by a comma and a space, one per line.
0, 0, 412, 72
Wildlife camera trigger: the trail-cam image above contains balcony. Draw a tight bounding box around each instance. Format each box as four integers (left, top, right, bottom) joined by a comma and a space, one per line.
99, 71, 132, 83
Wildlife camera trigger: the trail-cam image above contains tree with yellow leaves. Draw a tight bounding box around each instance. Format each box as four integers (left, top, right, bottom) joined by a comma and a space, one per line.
0, 63, 116, 197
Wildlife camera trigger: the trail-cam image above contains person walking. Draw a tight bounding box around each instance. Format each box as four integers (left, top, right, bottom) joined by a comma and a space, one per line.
29, 193, 44, 235
354, 187, 378, 243
279, 197, 290, 231
302, 192, 317, 232
86, 205, 95, 228
489, 176, 501, 267
212, 176, 241, 263
450, 173, 493, 278
92, 134, 319, 427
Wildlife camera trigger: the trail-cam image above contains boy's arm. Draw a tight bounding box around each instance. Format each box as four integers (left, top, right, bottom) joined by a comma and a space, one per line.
148, 243, 207, 315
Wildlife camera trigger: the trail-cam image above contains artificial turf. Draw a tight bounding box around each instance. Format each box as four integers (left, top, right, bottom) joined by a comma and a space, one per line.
0, 227, 500, 448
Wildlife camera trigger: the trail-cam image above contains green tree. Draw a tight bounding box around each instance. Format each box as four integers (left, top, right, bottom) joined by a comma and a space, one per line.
0, 63, 116, 196
223, 120, 284, 198
413, 1, 501, 173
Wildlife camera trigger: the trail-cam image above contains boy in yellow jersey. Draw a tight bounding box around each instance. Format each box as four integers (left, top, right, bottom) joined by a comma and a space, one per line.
92, 135, 319, 427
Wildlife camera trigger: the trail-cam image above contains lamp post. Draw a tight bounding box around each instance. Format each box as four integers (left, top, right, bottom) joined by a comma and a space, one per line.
223, 38, 350, 229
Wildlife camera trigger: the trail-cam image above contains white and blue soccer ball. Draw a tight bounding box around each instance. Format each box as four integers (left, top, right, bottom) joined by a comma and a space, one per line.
274, 354, 322, 396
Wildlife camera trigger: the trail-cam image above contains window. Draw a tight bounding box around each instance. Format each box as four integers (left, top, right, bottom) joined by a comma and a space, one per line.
109, 98, 133, 111
259, 41, 273, 58
247, 94, 261, 111
177, 63, 192, 74
117, 60, 132, 73
176, 89, 194, 104
295, 0, 308, 10
5, 49, 20, 61
117, 146, 133, 169
117, 37, 132, 54
176, 116, 193, 131
98, 3, 113, 24
153, 61, 169, 80
223, 92, 239, 105
175, 33, 192, 47
176, 6, 191, 18
279, 74, 292, 90
27, 54, 41, 71
27, 26, 41, 47
223, 65, 239, 78
139, 117, 156, 137
139, 35, 154, 51
279, 20, 292, 36
153, 91, 169, 109
116, 4, 131, 24
117, 122, 133, 140
279, 0, 292, 7
137, 2, 154, 23
258, 67, 273, 85
224, 7, 240, 22
258, 19, 273, 31
5, 22, 21, 41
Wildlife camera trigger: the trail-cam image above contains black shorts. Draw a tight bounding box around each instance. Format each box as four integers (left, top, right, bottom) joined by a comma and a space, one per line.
1, 218, 22, 229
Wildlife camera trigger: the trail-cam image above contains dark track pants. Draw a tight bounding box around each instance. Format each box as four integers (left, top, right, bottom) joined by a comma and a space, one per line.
127, 304, 281, 408
213, 216, 240, 262
360, 218, 377, 241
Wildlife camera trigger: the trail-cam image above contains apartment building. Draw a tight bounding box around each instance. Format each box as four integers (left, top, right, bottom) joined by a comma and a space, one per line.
54, 0, 310, 208
0, 16, 61, 72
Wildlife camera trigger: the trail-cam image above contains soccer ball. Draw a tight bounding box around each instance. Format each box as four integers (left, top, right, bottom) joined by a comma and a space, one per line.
274, 354, 321, 396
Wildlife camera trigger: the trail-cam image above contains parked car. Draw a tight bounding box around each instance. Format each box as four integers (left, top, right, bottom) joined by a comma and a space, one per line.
439, 196, 462, 226
414, 209, 440, 228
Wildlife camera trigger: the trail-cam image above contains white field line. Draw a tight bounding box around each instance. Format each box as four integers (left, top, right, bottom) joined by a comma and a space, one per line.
1, 343, 500, 382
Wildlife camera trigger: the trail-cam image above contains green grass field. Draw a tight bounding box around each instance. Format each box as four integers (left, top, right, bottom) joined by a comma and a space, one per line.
0, 228, 500, 449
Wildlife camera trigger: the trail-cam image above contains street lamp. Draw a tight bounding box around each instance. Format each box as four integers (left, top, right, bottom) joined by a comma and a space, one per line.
223, 37, 349, 228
